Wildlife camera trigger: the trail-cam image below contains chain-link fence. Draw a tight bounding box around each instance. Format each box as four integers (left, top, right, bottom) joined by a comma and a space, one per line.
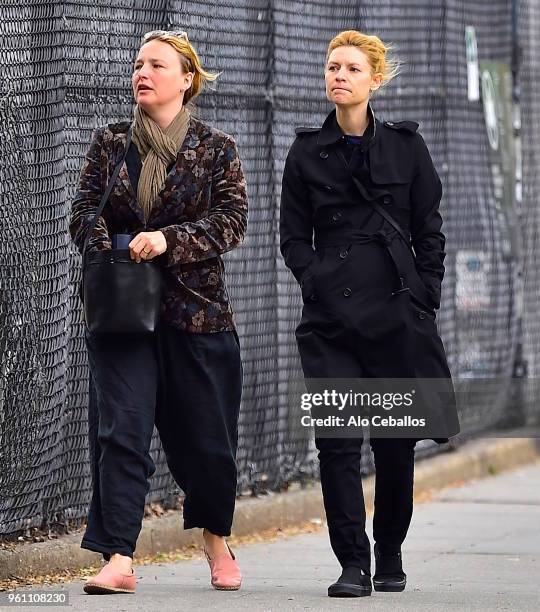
1, 0, 538, 537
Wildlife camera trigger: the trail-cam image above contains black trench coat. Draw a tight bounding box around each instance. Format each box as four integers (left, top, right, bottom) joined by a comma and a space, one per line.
279, 101, 460, 443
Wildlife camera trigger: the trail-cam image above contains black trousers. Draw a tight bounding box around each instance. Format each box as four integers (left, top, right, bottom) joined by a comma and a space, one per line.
315, 436, 415, 574
296, 309, 418, 575
81, 322, 242, 561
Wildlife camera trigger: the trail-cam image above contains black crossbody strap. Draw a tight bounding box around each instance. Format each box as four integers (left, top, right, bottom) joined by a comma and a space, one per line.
81, 125, 133, 261
350, 174, 416, 258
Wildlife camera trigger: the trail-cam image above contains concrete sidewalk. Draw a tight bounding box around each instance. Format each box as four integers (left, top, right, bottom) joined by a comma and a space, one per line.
4, 458, 539, 611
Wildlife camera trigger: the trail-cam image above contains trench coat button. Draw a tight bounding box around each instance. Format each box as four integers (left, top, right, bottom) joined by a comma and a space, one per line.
332, 211, 342, 222
320, 150, 329, 159
324, 185, 333, 191
418, 311, 426, 319
343, 287, 352, 297
382, 195, 392, 204
339, 250, 348, 259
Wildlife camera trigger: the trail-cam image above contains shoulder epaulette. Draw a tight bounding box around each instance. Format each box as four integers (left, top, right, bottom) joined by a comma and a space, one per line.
382, 120, 419, 134
295, 126, 320, 135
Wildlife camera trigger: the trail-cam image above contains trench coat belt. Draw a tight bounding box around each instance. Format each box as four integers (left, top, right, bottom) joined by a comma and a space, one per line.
313, 228, 411, 297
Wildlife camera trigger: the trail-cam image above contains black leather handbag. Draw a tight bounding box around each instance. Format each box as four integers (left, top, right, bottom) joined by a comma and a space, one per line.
80, 125, 163, 334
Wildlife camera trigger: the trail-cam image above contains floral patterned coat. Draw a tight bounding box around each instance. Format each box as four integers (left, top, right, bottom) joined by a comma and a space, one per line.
70, 116, 248, 333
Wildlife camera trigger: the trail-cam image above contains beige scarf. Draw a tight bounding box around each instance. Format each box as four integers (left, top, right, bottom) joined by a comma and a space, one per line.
131, 104, 191, 221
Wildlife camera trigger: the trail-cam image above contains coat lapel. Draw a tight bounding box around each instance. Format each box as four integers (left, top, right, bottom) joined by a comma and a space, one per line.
147, 117, 202, 223
111, 130, 145, 224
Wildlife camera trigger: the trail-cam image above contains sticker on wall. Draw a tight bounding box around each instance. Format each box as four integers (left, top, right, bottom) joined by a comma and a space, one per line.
479, 60, 518, 261
456, 250, 490, 311
465, 26, 480, 102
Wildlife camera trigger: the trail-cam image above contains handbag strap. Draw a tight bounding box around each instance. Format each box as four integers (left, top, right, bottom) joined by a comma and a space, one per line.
82, 124, 133, 261
350, 173, 416, 258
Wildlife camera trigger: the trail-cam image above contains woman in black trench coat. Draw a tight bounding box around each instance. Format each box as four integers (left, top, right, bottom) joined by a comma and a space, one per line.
70, 30, 247, 594
280, 30, 460, 598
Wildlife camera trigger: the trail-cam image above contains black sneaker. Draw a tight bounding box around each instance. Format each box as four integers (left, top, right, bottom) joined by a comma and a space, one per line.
328, 566, 372, 597
372, 543, 406, 592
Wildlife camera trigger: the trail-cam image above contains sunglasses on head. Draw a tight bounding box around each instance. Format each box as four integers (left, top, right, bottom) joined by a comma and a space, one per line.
142, 29, 188, 42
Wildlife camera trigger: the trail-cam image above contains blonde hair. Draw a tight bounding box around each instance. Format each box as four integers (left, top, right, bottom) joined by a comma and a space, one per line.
326, 30, 402, 92
139, 30, 221, 107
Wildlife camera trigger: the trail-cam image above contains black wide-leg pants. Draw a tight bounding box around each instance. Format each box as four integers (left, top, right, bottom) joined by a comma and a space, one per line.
81, 321, 242, 561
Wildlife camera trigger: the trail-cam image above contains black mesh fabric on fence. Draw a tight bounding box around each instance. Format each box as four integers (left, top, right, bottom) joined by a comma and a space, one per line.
0, 0, 538, 537
519, 0, 540, 432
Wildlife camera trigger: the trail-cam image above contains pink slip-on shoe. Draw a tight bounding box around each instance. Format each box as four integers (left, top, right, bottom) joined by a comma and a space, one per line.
204, 542, 242, 590
83, 563, 136, 594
